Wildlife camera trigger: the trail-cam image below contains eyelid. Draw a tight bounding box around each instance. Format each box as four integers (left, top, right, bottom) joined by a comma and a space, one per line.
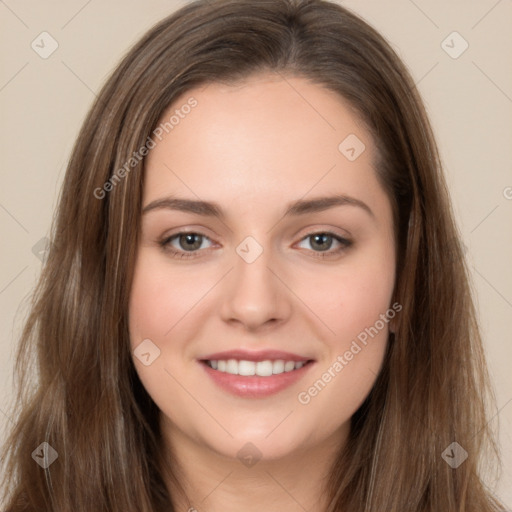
158, 225, 219, 245
293, 223, 352, 239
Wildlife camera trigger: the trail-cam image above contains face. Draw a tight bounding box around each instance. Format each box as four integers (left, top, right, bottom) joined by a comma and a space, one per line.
129, 73, 397, 462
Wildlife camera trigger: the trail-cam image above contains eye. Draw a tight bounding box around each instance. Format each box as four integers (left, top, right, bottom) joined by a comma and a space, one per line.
159, 230, 352, 260
296, 232, 352, 258
159, 232, 214, 259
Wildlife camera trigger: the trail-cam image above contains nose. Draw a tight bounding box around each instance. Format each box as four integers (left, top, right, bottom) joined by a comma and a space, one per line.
219, 244, 292, 332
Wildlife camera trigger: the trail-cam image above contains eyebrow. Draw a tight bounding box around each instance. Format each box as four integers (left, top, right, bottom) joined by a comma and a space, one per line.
142, 194, 374, 219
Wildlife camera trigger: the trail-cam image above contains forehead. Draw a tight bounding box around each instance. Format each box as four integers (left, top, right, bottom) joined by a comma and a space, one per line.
143, 73, 384, 217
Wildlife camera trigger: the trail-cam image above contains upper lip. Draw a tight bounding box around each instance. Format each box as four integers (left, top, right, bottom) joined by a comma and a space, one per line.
199, 349, 313, 363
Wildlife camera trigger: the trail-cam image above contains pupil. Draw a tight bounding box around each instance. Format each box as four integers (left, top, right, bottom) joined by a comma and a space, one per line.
312, 234, 331, 251
181, 234, 201, 251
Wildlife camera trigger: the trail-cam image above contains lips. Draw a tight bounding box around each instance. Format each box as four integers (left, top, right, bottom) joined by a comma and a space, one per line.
198, 349, 315, 398
200, 349, 312, 363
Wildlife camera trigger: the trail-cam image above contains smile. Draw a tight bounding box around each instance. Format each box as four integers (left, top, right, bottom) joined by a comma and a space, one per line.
198, 350, 315, 398
205, 359, 308, 376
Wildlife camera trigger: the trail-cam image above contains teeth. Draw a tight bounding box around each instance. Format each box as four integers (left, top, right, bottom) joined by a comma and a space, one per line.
256, 360, 273, 377
226, 359, 238, 374
273, 360, 284, 374
207, 359, 308, 376
284, 361, 295, 372
238, 360, 256, 376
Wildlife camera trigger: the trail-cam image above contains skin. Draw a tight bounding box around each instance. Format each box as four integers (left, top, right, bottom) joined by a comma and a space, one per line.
129, 72, 396, 512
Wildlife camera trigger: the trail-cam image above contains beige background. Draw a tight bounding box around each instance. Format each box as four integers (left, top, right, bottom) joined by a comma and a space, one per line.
1, 0, 511, 505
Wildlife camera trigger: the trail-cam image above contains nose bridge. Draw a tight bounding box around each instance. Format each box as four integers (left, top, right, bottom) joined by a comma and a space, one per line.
220, 236, 291, 329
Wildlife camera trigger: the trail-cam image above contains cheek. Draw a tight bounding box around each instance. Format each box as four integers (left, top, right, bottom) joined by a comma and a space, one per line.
128, 255, 195, 414
129, 267, 168, 344
292, 238, 395, 416
128, 251, 201, 344
294, 266, 394, 432
298, 244, 396, 343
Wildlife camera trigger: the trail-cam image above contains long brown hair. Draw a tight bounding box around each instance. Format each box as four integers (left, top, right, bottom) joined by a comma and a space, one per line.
1, 0, 506, 510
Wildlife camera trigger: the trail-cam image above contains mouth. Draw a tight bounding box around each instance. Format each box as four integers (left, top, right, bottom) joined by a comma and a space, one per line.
198, 350, 316, 398
202, 358, 313, 376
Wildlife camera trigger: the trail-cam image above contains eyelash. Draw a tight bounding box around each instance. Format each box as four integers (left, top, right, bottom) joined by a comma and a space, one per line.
158, 231, 352, 260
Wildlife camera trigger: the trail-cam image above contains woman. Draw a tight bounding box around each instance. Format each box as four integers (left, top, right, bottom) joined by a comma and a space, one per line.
1, 0, 506, 510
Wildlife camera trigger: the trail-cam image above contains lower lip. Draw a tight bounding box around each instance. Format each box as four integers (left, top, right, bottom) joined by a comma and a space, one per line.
200, 361, 314, 398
